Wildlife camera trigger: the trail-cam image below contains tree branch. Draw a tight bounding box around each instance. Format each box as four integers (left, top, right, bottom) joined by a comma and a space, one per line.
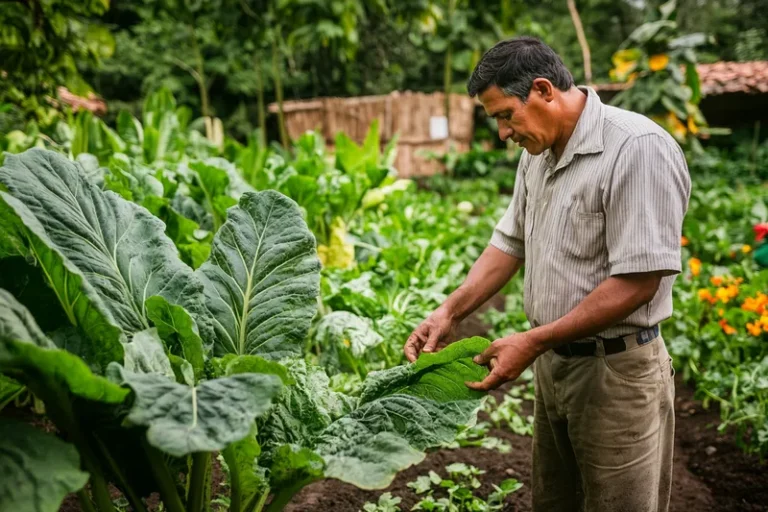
567, 0, 592, 85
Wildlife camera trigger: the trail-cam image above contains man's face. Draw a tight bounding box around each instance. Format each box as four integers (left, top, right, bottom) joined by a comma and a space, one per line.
478, 83, 555, 155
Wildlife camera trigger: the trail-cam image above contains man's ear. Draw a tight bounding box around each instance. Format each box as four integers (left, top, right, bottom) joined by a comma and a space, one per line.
531, 78, 555, 102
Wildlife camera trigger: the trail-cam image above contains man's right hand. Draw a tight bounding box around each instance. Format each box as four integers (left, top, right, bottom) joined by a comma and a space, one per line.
404, 308, 457, 362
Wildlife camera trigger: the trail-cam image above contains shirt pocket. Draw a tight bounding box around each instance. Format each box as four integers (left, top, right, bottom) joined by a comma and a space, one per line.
558, 206, 605, 260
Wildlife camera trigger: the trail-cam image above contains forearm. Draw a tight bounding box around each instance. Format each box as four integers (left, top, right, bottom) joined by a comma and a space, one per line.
440, 245, 523, 323
532, 273, 661, 351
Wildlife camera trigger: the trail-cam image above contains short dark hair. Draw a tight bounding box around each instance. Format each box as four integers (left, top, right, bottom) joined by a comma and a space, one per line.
467, 37, 574, 100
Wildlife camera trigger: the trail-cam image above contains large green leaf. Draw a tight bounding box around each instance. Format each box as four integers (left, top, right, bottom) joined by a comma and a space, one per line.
0, 289, 55, 350
0, 149, 211, 346
109, 364, 282, 457
314, 311, 383, 358
215, 354, 293, 385
0, 419, 89, 512
0, 193, 124, 368
197, 190, 320, 358
360, 336, 491, 403
145, 296, 205, 382
313, 337, 490, 489
123, 328, 175, 378
315, 432, 424, 490
259, 359, 356, 450
0, 290, 128, 404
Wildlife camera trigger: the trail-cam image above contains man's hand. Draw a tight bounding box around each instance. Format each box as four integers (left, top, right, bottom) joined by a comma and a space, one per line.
466, 330, 543, 391
404, 308, 457, 363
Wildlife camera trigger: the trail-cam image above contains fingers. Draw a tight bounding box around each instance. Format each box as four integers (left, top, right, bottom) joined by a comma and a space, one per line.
465, 369, 505, 391
404, 331, 425, 362
473, 344, 498, 365
422, 329, 442, 353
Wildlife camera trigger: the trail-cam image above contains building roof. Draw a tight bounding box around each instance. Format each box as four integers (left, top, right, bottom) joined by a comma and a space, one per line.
594, 61, 768, 96
55, 87, 107, 115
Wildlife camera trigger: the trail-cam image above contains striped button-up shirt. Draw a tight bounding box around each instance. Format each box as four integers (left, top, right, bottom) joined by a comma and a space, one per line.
490, 86, 691, 337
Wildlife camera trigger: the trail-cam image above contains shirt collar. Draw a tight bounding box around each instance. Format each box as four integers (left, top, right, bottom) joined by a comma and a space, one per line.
546, 86, 605, 172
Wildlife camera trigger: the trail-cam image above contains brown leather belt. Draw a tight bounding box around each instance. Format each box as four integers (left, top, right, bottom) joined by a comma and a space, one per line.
553, 325, 660, 357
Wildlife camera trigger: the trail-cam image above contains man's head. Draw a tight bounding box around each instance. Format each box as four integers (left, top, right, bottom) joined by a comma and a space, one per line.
467, 37, 576, 154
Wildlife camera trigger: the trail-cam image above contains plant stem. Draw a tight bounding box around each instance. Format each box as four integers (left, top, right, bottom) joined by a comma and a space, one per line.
77, 488, 97, 512
140, 438, 186, 512
94, 436, 148, 512
222, 446, 241, 512
188, 452, 211, 512
246, 488, 269, 512
30, 383, 116, 512
264, 479, 315, 512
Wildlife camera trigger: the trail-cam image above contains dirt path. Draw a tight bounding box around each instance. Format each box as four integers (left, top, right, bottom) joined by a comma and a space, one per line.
286, 297, 768, 512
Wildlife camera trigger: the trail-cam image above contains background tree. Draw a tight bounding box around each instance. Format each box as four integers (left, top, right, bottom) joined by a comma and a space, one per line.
0, 0, 114, 131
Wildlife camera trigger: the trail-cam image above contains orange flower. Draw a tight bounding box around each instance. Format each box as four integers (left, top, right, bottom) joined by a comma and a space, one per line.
688, 257, 701, 277
742, 244, 752, 254
698, 289, 715, 303
715, 285, 738, 303
710, 276, 724, 286
681, 235, 689, 247
747, 322, 762, 336
742, 293, 767, 314
649, 54, 670, 71
718, 319, 737, 335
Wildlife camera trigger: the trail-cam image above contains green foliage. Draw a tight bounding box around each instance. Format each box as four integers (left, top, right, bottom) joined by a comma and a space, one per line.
0, 419, 90, 512
0, 0, 114, 128
608, 0, 721, 149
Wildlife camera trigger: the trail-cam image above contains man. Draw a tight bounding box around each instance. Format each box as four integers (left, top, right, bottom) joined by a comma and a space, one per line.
404, 37, 690, 512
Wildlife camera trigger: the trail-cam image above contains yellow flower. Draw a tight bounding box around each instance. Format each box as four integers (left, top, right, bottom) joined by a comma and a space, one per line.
665, 111, 687, 141
747, 322, 763, 337
611, 49, 640, 81
648, 54, 670, 71
710, 276, 723, 287
688, 257, 701, 276
742, 244, 752, 253
687, 116, 699, 135
760, 315, 768, 330
698, 289, 714, 303
681, 235, 689, 247
716, 287, 732, 303
718, 309, 725, 317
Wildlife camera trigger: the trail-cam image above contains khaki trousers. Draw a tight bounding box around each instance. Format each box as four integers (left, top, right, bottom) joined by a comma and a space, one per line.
532, 335, 675, 512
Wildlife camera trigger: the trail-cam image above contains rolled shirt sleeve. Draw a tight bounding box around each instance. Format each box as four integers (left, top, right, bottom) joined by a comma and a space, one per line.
490, 154, 528, 259
603, 133, 691, 276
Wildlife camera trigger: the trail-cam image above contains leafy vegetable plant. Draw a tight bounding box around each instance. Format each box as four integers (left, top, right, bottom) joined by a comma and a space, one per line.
0, 148, 490, 512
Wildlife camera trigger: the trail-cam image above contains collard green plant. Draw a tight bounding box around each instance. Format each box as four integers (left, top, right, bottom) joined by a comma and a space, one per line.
0, 148, 492, 512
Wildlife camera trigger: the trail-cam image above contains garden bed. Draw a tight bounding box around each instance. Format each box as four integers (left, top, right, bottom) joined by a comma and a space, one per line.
286, 303, 768, 512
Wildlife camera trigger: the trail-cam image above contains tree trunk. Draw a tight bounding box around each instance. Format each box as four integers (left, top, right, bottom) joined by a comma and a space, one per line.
443, 0, 457, 136
271, 38, 289, 148
567, 0, 592, 85
255, 53, 267, 148
190, 26, 211, 118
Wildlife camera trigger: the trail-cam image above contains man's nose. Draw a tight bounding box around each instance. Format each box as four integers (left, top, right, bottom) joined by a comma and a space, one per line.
499, 126, 512, 141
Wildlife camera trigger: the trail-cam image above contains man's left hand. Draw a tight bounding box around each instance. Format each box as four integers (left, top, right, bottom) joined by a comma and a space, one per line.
465, 330, 544, 391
